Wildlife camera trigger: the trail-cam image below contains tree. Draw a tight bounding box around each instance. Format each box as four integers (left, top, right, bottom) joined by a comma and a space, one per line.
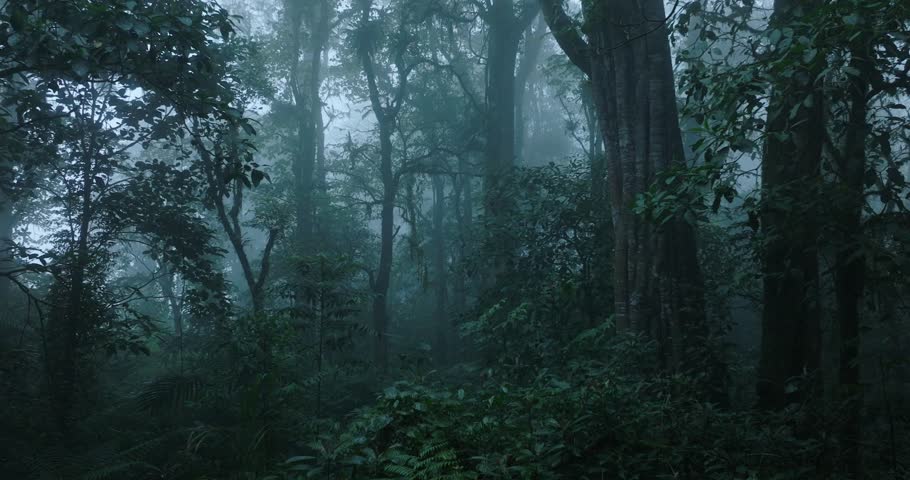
283, 0, 335, 250
351, 0, 417, 371
193, 125, 279, 316
755, 0, 826, 410
540, 0, 705, 366
483, 0, 539, 217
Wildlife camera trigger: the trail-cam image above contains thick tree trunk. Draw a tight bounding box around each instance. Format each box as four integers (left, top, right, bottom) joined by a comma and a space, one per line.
756, 0, 825, 410
541, 0, 705, 370
592, 0, 703, 363
484, 0, 538, 214
484, 0, 521, 215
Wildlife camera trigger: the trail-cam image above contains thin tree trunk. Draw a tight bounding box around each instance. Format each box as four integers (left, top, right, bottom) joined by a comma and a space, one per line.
157, 267, 184, 350
0, 185, 13, 306
357, 0, 413, 373
431, 174, 449, 364
193, 129, 277, 317
51, 145, 95, 436
373, 120, 395, 372
581, 81, 605, 202
452, 158, 473, 346
515, 13, 545, 163
835, 30, 873, 478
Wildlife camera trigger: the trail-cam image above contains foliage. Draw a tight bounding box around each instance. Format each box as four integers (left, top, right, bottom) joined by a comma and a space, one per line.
465, 160, 612, 372
280, 332, 903, 480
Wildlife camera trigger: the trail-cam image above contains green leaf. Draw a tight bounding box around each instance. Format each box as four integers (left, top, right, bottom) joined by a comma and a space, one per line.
9, 7, 27, 32
116, 16, 134, 31
285, 456, 316, 463
72, 61, 90, 77
251, 169, 269, 187
769, 29, 782, 45
802, 48, 817, 63
133, 21, 151, 37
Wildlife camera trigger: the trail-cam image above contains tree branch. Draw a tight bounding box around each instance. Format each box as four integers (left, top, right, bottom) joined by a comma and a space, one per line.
538, 0, 591, 76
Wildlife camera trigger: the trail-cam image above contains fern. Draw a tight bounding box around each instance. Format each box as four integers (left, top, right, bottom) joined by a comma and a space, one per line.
136, 374, 208, 412
382, 441, 475, 480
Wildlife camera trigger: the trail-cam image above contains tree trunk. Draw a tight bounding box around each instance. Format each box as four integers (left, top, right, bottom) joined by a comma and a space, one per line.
50, 149, 95, 436
373, 120, 395, 372
431, 174, 449, 364
193, 128, 276, 317
756, 0, 825, 410
287, 0, 330, 250
593, 0, 700, 354
157, 267, 184, 350
835, 29, 873, 478
515, 13, 545, 163
541, 0, 706, 369
0, 185, 13, 306
581, 81, 605, 202
483, 0, 537, 215
452, 157, 473, 337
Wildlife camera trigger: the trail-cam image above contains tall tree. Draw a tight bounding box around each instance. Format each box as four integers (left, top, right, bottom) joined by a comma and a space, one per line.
353, 0, 417, 371
540, 0, 705, 366
755, 0, 825, 410
483, 0, 539, 214
431, 173, 450, 363
284, 0, 333, 250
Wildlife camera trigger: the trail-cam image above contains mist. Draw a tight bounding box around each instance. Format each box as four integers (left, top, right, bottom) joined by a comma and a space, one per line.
1, 0, 908, 478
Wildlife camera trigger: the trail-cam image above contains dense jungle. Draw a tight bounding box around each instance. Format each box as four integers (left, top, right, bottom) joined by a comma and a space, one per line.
1, 0, 909, 478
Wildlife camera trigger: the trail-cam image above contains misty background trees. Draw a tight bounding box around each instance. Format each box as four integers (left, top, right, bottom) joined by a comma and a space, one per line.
1, 0, 909, 478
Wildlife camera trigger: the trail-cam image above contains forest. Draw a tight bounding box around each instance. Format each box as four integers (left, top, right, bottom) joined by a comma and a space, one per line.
0, 0, 908, 478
